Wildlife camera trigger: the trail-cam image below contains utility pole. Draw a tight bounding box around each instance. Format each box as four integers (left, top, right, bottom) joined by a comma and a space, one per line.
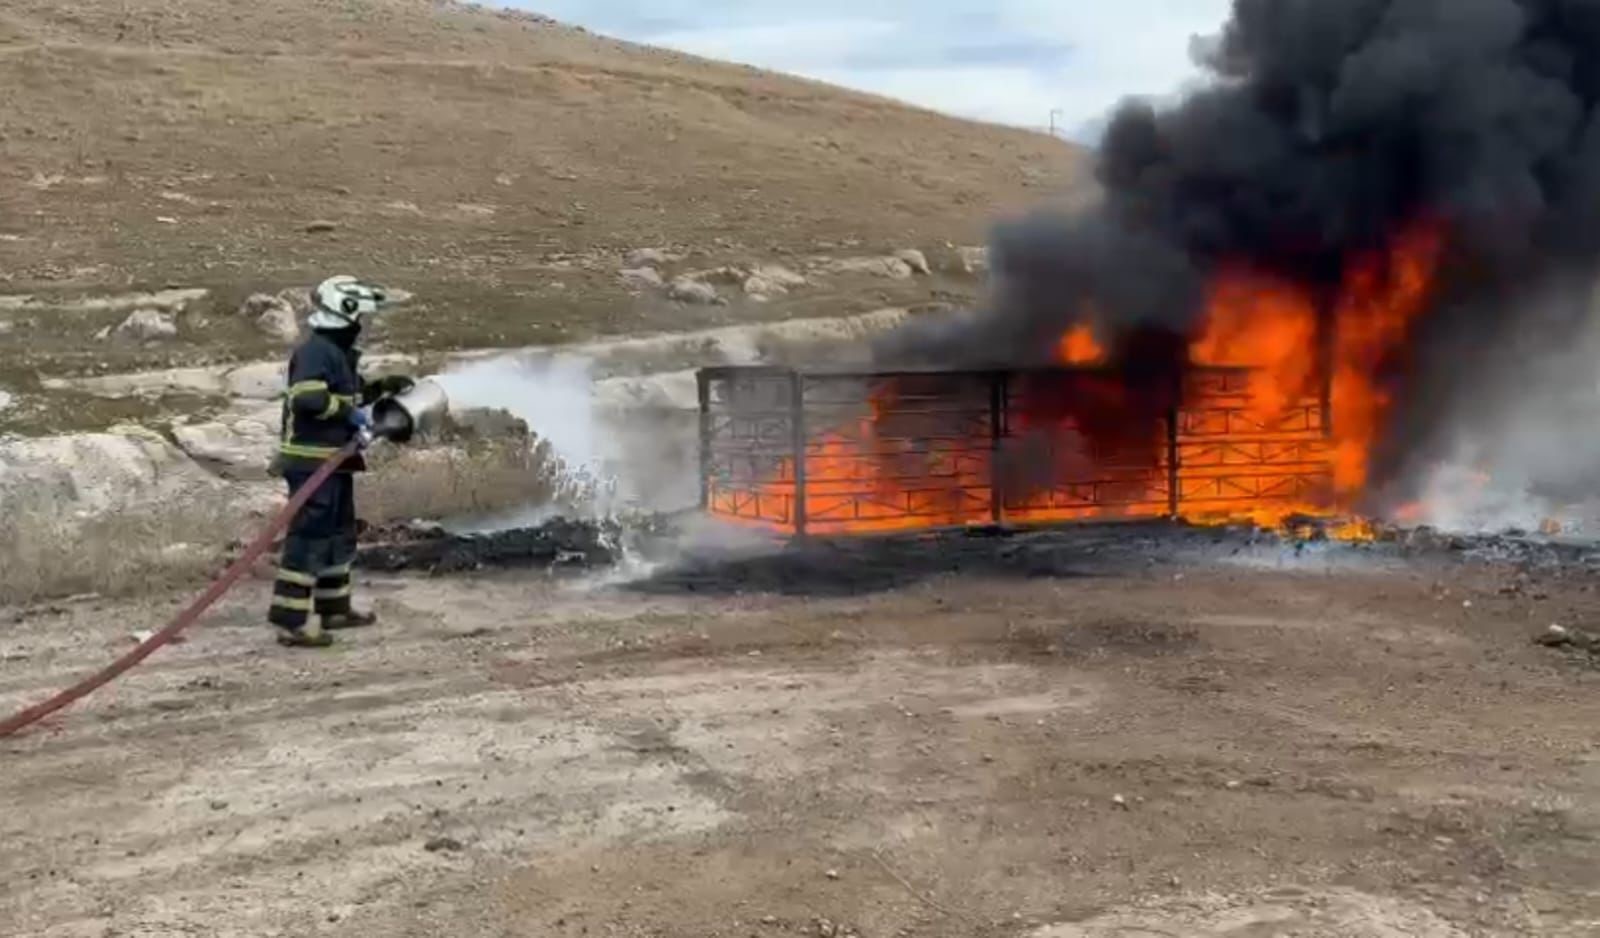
1048, 109, 1064, 138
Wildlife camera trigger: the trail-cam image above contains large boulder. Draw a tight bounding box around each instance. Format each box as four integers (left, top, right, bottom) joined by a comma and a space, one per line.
816, 256, 915, 280
243, 293, 301, 343
112, 308, 178, 342
618, 267, 665, 291
624, 247, 670, 268
742, 274, 788, 301
743, 264, 809, 300
668, 277, 724, 306
276, 286, 313, 316
0, 425, 228, 517
239, 293, 281, 319
894, 249, 931, 275
258, 305, 300, 343
170, 404, 281, 475
679, 266, 749, 287
752, 264, 808, 289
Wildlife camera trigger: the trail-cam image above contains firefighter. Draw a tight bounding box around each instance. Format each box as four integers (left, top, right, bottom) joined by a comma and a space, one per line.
269, 276, 415, 648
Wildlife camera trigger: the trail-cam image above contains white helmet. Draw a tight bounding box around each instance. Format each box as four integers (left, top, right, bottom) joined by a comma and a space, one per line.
307, 275, 388, 331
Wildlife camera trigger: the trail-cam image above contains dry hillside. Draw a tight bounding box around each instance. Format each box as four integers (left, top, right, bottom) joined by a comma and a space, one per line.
0, 0, 1083, 370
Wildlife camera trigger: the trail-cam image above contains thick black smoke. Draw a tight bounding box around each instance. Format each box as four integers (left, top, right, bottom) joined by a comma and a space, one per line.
874, 0, 1600, 505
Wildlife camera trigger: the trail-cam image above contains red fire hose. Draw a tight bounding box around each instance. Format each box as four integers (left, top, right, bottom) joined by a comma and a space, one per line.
0, 441, 361, 739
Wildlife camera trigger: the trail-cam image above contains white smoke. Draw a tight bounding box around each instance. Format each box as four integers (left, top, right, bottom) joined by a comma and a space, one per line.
427, 356, 616, 529
433, 355, 603, 475
1408, 284, 1600, 537
428, 354, 702, 531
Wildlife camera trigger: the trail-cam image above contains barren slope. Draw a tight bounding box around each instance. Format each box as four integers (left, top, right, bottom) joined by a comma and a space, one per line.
0, 0, 1081, 363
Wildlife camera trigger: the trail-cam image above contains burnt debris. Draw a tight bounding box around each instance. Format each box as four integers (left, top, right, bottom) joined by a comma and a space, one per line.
356, 518, 624, 574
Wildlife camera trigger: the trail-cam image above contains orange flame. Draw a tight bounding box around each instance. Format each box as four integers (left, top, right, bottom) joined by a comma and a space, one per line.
1179, 217, 1444, 533
1189, 267, 1318, 420
1329, 219, 1445, 497
712, 219, 1445, 540
1057, 324, 1106, 365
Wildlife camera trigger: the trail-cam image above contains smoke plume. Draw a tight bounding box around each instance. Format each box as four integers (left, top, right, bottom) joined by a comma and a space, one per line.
876, 0, 1600, 514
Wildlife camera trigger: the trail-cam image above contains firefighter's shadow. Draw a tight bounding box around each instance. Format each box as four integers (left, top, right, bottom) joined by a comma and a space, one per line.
623, 528, 1107, 599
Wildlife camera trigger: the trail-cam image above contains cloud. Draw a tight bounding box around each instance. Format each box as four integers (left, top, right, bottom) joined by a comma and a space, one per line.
511, 1, 1233, 139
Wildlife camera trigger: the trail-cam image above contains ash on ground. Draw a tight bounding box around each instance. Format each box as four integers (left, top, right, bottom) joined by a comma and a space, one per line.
356, 513, 1600, 601
358, 515, 642, 574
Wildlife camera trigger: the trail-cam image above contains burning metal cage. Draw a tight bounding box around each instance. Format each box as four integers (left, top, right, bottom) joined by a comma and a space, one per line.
698, 365, 1334, 536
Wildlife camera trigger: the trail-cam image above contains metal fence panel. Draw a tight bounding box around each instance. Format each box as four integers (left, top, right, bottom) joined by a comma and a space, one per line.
699, 365, 1334, 535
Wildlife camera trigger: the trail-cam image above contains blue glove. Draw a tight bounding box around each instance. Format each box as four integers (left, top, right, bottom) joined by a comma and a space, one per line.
349, 407, 372, 431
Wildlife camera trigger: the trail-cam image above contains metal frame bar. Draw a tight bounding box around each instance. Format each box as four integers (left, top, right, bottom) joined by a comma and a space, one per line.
699, 365, 1335, 535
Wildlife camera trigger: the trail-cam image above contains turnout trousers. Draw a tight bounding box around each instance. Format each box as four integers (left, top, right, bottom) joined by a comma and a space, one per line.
268, 471, 357, 631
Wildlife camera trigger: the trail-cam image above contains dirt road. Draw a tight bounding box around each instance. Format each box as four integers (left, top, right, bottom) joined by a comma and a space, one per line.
2, 534, 1597, 936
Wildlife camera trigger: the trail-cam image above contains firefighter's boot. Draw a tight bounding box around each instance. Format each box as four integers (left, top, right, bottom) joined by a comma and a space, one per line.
323, 609, 378, 631
275, 621, 335, 648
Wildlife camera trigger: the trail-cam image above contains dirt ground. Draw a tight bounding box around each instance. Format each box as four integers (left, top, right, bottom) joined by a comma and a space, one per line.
2, 531, 1598, 937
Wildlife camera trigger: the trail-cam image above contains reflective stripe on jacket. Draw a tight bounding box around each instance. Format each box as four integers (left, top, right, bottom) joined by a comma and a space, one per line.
277, 332, 366, 473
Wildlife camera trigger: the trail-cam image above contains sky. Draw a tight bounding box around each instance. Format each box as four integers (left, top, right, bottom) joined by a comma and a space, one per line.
508, 2, 1235, 141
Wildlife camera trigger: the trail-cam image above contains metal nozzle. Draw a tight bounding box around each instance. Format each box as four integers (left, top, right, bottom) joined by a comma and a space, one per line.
372, 377, 449, 443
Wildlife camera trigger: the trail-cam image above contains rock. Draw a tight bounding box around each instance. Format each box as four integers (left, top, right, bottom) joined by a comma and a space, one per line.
256, 305, 300, 343
0, 389, 12, 414
209, 799, 229, 811
0, 425, 229, 517
423, 836, 465, 853
239, 293, 279, 319
825, 869, 840, 880
304, 220, 338, 234
1538, 624, 1574, 647
113, 308, 178, 342
618, 267, 665, 290
894, 248, 931, 275
956, 245, 989, 275
276, 286, 313, 315
244, 294, 301, 343
817, 256, 915, 280
742, 273, 790, 299
752, 264, 807, 288
43, 354, 417, 401
668, 277, 723, 306
624, 247, 669, 268
1111, 793, 1129, 810
682, 266, 749, 286
1225, 780, 1243, 791
170, 408, 281, 474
